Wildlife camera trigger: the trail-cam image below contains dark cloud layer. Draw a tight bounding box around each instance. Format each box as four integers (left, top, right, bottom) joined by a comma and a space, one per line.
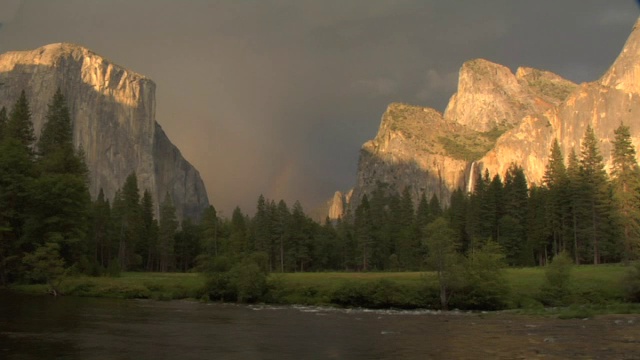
0, 1, 638, 215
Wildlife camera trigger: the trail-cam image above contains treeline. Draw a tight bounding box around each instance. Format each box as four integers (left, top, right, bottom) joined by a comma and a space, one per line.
449, 124, 640, 267
0, 90, 203, 285
3, 88, 640, 287
341, 123, 640, 269
0, 90, 90, 285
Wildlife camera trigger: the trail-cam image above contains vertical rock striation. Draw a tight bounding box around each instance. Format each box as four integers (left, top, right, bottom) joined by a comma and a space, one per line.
334, 17, 640, 215
479, 17, 640, 185
0, 43, 209, 219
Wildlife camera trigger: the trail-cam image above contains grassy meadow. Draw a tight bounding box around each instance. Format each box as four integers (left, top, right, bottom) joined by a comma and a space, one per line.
9, 263, 638, 315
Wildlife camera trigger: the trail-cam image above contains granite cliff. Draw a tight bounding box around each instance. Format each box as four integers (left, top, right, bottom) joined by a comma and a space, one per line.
0, 43, 209, 219
330, 18, 640, 219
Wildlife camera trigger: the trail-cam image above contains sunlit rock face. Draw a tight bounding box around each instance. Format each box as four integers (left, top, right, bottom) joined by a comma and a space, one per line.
328, 191, 346, 220
443, 59, 576, 132
0, 43, 209, 219
479, 17, 640, 185
338, 17, 640, 214
349, 103, 469, 211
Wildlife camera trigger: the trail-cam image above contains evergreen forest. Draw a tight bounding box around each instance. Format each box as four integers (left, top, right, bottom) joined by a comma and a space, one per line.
2, 89, 640, 290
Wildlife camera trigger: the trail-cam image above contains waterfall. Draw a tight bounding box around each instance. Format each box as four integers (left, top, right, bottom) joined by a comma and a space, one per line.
466, 161, 477, 193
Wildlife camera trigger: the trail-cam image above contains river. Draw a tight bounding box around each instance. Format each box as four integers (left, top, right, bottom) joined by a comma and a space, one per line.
1, 292, 640, 359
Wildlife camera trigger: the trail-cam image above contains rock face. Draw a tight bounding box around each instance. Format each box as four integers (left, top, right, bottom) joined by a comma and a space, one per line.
349, 103, 469, 212
337, 18, 640, 216
312, 189, 352, 221
479, 17, 640, 185
443, 59, 575, 132
0, 43, 209, 219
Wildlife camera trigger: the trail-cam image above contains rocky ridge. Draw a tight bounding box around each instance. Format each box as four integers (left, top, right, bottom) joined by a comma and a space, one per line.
0, 43, 209, 219
330, 18, 640, 219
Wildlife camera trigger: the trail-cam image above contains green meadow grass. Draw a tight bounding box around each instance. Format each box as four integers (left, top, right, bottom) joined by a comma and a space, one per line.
9, 264, 636, 314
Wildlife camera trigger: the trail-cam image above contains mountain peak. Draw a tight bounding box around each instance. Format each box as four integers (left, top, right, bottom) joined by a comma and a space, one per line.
600, 17, 640, 93
0, 43, 149, 82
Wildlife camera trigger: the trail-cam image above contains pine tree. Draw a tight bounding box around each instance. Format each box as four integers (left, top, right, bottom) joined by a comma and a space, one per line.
354, 194, 373, 271
416, 193, 430, 230
253, 195, 271, 255
611, 123, 640, 261
395, 187, 418, 269
527, 185, 551, 265
566, 148, 582, 263
428, 193, 443, 223
502, 164, 529, 265
114, 173, 143, 270
174, 219, 200, 272
89, 189, 112, 268
38, 89, 73, 154
158, 192, 178, 272
200, 205, 219, 257
0, 106, 7, 141
139, 190, 158, 270
487, 174, 504, 241
274, 200, 290, 272
578, 125, 613, 264
24, 90, 90, 267
229, 207, 249, 256
447, 188, 470, 254
289, 201, 311, 272
335, 211, 356, 270
542, 139, 570, 255
6, 90, 36, 154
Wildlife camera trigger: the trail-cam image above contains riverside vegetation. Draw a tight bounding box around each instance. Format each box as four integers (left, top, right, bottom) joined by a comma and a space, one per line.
3, 90, 640, 314
10, 263, 640, 317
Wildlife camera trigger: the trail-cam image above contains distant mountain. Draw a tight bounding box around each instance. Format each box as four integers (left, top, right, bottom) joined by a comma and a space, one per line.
0, 43, 209, 219
328, 17, 640, 218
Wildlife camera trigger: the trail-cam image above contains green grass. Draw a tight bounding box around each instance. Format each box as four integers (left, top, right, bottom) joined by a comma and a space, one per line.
11, 272, 206, 300
438, 126, 509, 161
8, 264, 636, 315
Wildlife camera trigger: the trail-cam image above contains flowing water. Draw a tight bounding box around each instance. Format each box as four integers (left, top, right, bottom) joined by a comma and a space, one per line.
1, 291, 640, 359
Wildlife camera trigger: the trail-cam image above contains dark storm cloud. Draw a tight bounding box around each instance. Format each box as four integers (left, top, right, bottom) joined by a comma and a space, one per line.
0, 0, 638, 214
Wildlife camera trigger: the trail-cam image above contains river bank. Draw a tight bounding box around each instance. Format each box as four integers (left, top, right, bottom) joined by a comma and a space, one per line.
7, 264, 639, 316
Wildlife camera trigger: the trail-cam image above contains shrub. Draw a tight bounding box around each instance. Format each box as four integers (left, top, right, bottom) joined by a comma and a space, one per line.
106, 260, 121, 277
330, 281, 371, 307
229, 262, 267, 303
539, 251, 573, 306
623, 261, 640, 302
202, 254, 269, 303
204, 271, 235, 302
456, 241, 510, 310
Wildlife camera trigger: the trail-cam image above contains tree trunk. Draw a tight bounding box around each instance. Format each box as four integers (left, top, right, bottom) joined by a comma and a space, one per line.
573, 212, 579, 265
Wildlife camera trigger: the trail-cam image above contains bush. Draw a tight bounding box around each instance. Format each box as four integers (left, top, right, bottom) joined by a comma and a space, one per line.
106, 260, 121, 277
202, 254, 269, 303
229, 262, 267, 303
204, 271, 236, 302
330, 281, 371, 307
330, 279, 420, 309
623, 261, 640, 302
456, 241, 510, 310
539, 251, 573, 306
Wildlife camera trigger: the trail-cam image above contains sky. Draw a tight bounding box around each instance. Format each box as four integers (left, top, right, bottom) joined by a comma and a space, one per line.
0, 1, 638, 215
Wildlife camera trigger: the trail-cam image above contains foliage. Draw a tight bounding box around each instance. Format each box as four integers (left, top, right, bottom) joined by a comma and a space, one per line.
623, 261, 640, 302
22, 242, 66, 295
202, 253, 269, 303
423, 217, 463, 309
611, 123, 640, 261
437, 126, 508, 161
539, 252, 573, 306
455, 241, 510, 310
